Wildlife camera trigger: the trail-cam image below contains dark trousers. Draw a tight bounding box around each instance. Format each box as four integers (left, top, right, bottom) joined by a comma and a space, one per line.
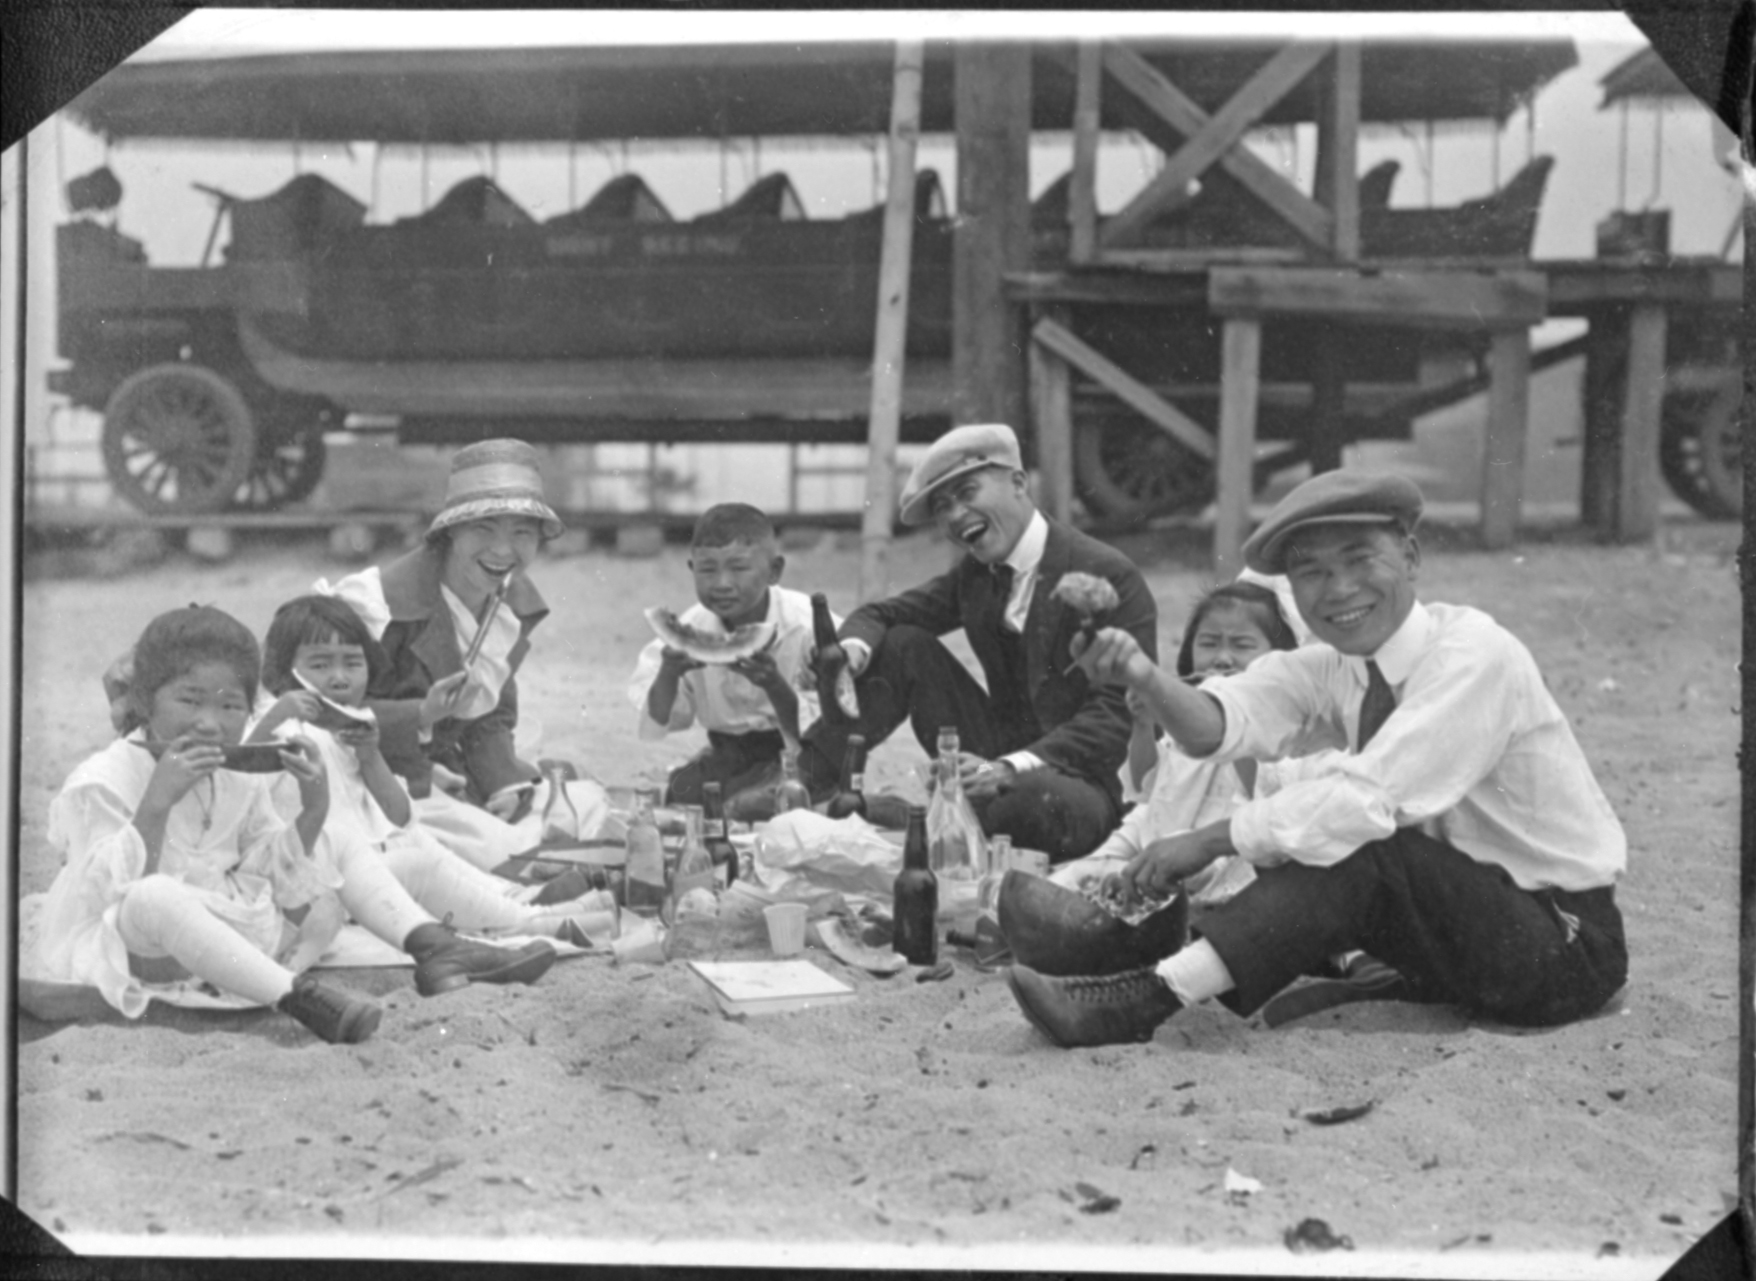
803, 624, 1119, 860
664, 729, 785, 807
1198, 826, 1628, 1027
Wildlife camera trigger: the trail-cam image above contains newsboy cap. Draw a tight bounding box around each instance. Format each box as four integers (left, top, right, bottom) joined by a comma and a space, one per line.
897, 423, 1025, 526
1242, 469, 1424, 574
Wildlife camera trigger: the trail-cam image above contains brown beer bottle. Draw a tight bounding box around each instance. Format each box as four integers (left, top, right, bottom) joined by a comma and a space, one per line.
701, 781, 738, 886
892, 805, 938, 965
825, 734, 868, 820
810, 592, 859, 723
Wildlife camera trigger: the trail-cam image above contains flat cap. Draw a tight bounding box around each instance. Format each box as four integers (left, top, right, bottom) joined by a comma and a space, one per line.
897, 423, 1024, 526
1243, 469, 1423, 574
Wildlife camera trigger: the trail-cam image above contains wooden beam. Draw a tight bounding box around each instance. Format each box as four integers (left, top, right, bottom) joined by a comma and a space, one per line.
1307, 328, 1347, 473
1209, 266, 1548, 329
1579, 312, 1624, 534
1215, 317, 1263, 576
953, 42, 1033, 429
1612, 302, 1668, 542
1480, 328, 1532, 549
1100, 44, 1334, 252
1101, 42, 1329, 251
1029, 305, 1075, 523
1030, 316, 1214, 460
1313, 40, 1361, 261
1069, 41, 1101, 266
861, 39, 923, 603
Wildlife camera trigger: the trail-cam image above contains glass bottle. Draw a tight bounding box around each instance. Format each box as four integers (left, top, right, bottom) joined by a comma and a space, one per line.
825, 734, 868, 820
701, 781, 738, 887
892, 805, 938, 965
977, 833, 1012, 915
624, 786, 668, 917
668, 805, 717, 921
928, 726, 981, 879
538, 761, 581, 846
775, 745, 813, 814
811, 592, 859, 723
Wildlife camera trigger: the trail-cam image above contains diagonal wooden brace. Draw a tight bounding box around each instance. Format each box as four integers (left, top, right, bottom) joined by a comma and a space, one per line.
1100, 44, 1334, 252
1030, 316, 1215, 461
1101, 42, 1332, 250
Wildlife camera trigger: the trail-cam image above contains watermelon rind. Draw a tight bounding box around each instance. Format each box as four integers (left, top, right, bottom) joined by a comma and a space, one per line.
645, 606, 778, 664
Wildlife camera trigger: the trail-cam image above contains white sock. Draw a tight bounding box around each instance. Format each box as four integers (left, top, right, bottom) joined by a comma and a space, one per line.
1155, 938, 1236, 1005
117, 875, 295, 1006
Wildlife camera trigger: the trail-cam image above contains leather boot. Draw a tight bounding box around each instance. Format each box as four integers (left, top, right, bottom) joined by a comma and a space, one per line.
277, 975, 382, 1044
1006, 963, 1181, 1048
404, 921, 557, 997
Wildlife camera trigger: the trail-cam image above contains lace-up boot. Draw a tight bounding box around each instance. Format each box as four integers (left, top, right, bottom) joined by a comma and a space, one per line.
1006, 963, 1182, 1048
403, 921, 557, 997
277, 975, 383, 1044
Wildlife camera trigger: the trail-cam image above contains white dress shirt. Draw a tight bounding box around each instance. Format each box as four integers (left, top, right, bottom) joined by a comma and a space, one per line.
1204, 601, 1626, 892
627, 586, 823, 740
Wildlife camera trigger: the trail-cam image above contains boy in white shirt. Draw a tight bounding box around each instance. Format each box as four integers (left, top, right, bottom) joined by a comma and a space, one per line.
628, 504, 832, 817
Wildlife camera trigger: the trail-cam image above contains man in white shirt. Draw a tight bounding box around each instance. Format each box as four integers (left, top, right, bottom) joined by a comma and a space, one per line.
1007, 470, 1629, 1045
803, 423, 1158, 859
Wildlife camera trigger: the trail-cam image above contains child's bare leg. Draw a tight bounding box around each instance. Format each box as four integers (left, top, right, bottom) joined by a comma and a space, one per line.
116, 875, 296, 1006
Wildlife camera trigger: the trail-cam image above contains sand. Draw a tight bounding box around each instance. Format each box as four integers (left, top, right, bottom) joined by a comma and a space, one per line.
10, 517, 1743, 1276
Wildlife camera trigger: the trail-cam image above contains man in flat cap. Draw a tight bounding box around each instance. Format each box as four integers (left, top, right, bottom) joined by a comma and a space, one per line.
802, 423, 1156, 859
1006, 468, 1628, 1046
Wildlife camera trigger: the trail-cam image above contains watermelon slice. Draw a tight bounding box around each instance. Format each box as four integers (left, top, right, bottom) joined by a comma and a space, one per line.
293, 670, 378, 733
645, 606, 777, 664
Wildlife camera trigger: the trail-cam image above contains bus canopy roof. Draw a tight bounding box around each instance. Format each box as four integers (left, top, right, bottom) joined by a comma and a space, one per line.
67, 39, 1578, 145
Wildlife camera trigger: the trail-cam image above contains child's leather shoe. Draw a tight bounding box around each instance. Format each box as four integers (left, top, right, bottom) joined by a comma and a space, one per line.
278, 975, 382, 1044
403, 921, 557, 997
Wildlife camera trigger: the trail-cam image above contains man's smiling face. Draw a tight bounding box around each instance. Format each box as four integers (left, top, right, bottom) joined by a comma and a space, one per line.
927, 466, 1034, 565
1285, 523, 1420, 656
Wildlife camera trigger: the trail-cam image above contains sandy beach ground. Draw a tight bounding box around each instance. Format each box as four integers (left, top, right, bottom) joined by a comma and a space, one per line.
10, 513, 1743, 1276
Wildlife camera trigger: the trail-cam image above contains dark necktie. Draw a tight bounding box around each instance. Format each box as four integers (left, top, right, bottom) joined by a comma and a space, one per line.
1356, 660, 1397, 752
992, 563, 1017, 624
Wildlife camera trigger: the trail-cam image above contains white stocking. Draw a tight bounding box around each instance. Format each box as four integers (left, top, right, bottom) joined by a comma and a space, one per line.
377, 830, 534, 934
116, 875, 294, 1006
329, 832, 436, 949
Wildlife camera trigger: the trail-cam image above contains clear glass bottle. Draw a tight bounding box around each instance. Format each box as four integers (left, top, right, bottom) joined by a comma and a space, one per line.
775, 745, 813, 813
624, 786, 668, 917
701, 781, 738, 887
928, 726, 980, 879
538, 761, 580, 845
667, 805, 717, 922
825, 733, 868, 819
892, 805, 938, 965
977, 833, 1012, 915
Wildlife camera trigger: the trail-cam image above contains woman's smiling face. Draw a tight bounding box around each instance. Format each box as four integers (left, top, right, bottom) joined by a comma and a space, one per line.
442, 515, 544, 607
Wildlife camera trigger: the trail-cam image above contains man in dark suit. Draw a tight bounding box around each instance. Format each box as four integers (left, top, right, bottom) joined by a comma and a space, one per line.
803, 423, 1157, 859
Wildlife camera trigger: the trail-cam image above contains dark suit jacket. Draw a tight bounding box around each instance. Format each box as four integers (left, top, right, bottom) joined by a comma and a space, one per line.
367, 544, 548, 803
840, 518, 1157, 804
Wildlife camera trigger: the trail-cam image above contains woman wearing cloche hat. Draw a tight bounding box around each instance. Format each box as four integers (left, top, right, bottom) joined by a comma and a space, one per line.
318, 439, 600, 874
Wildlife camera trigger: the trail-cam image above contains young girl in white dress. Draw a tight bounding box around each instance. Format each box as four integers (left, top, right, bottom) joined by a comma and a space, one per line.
249, 594, 617, 949
27, 606, 560, 1044
1055, 580, 1327, 911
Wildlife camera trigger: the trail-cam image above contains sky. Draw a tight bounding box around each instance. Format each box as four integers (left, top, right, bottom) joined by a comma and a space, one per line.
2, 9, 1746, 513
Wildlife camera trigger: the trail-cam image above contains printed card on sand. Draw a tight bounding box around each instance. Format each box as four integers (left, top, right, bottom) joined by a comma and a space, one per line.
688, 959, 854, 1017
